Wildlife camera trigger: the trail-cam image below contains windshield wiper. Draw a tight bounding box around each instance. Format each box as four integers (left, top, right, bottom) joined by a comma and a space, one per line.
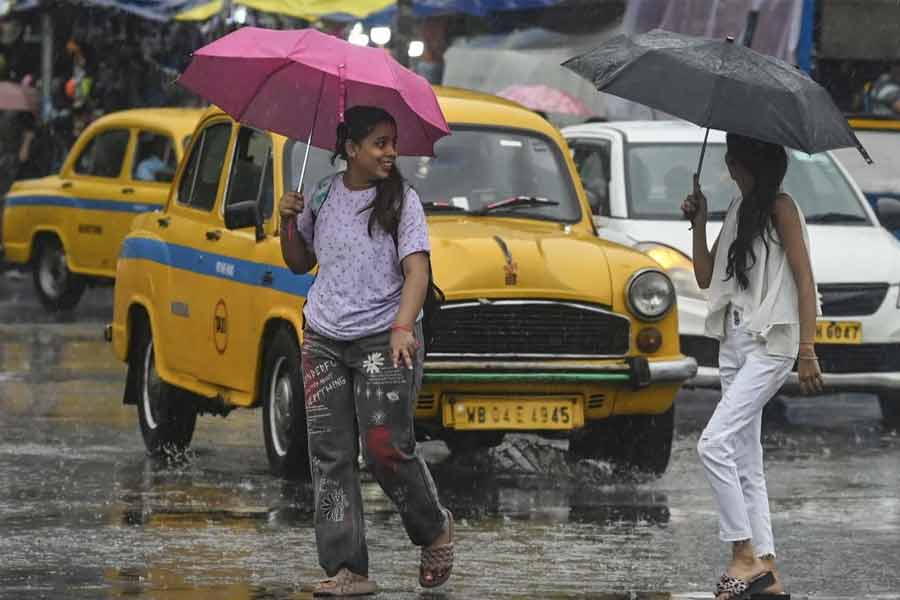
805, 212, 868, 224
421, 201, 469, 213
476, 195, 560, 215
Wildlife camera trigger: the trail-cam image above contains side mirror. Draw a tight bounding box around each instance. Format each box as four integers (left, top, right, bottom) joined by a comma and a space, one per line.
225, 200, 265, 241
876, 196, 900, 231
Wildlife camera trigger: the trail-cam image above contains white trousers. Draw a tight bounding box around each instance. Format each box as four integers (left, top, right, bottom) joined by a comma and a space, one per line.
697, 306, 793, 557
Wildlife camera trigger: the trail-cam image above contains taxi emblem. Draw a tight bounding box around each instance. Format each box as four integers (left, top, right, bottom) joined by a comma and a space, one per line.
214, 299, 228, 354
493, 235, 518, 286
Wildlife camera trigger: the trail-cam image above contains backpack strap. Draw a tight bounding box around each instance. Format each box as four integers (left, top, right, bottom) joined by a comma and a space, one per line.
310, 173, 340, 222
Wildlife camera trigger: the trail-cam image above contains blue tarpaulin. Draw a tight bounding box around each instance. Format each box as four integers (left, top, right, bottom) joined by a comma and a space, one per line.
364, 0, 564, 26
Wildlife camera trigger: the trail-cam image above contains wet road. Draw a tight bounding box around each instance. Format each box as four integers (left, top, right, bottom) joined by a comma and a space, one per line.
1, 271, 898, 599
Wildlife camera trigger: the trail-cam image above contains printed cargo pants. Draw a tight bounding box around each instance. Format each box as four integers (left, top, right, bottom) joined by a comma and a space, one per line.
301, 323, 448, 577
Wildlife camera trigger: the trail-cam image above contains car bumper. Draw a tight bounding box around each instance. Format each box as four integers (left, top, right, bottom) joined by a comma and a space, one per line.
688, 365, 900, 393
423, 356, 698, 389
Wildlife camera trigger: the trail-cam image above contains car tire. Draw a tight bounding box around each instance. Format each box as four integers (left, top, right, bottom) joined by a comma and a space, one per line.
442, 431, 505, 456
568, 405, 674, 478
134, 320, 197, 455
261, 327, 311, 481
878, 392, 900, 430
32, 236, 86, 311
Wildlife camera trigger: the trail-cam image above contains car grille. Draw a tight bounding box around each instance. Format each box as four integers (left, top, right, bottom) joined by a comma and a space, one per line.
681, 335, 720, 368
819, 283, 889, 316
811, 344, 900, 374
681, 335, 900, 374
428, 300, 631, 358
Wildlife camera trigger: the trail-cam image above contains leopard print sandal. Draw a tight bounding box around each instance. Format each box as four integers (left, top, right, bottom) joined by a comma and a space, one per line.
714, 571, 775, 600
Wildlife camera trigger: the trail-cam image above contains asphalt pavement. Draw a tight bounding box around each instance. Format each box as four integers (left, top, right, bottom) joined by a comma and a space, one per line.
1, 270, 898, 599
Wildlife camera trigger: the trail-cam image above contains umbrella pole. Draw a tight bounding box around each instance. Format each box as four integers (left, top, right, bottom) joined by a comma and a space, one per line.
695, 126, 710, 179
297, 71, 327, 194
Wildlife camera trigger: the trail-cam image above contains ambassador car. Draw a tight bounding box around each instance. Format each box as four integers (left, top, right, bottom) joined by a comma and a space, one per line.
1, 108, 203, 310
563, 120, 900, 427
107, 89, 697, 480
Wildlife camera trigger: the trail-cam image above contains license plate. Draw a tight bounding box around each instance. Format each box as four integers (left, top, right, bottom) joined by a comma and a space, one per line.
815, 320, 862, 345
447, 398, 582, 431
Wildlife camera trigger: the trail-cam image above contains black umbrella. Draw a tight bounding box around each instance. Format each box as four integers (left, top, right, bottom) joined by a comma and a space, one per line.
563, 29, 872, 176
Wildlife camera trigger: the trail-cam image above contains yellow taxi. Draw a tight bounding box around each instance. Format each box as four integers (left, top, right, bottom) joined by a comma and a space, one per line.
107, 88, 697, 479
1, 108, 203, 310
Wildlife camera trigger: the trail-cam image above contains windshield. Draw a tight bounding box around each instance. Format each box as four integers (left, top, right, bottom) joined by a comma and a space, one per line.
284, 128, 581, 223
626, 143, 870, 224
833, 131, 900, 194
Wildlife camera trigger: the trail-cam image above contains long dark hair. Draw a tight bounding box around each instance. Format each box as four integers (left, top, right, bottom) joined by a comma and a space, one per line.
331, 105, 405, 238
724, 133, 789, 289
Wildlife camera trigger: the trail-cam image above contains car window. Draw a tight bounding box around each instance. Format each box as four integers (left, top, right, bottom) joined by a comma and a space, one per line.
226, 127, 274, 219
571, 139, 611, 216
283, 140, 341, 194
833, 131, 900, 194
625, 143, 869, 224
74, 129, 130, 178
176, 122, 231, 211
284, 128, 581, 222
132, 131, 177, 182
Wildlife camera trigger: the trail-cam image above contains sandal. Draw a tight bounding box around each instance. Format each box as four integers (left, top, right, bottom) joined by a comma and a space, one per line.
714, 571, 776, 600
419, 509, 454, 588
312, 568, 377, 597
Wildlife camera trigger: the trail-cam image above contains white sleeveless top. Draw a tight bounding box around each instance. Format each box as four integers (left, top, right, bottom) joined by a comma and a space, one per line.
704, 194, 822, 358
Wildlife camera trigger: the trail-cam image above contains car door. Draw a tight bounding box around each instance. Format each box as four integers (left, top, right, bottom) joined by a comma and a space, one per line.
64, 127, 133, 272
158, 119, 234, 379
191, 125, 275, 392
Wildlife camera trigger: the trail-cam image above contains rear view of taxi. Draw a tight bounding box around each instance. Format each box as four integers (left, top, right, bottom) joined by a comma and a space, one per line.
108, 89, 696, 480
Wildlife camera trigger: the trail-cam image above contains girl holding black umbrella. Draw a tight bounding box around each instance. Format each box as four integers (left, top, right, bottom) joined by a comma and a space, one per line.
683, 133, 822, 599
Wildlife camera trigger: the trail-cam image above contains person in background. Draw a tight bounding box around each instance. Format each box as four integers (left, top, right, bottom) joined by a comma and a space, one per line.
869, 64, 900, 116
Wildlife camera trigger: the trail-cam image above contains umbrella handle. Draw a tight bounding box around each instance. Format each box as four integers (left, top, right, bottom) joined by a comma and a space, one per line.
688, 127, 711, 230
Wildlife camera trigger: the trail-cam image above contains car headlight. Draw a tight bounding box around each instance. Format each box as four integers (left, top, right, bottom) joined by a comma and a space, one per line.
635, 242, 708, 302
626, 268, 676, 321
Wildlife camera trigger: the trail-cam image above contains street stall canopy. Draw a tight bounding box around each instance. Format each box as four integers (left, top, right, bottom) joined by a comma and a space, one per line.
176, 0, 565, 22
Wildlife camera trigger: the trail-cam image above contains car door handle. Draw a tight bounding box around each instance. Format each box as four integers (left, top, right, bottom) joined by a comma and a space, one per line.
157, 216, 170, 228
261, 270, 274, 286
206, 230, 222, 241
121, 187, 135, 194
61, 181, 73, 189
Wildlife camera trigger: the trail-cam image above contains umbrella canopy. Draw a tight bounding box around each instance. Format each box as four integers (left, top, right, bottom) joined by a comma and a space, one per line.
178, 27, 450, 157
563, 29, 870, 162
0, 82, 38, 113
497, 83, 593, 117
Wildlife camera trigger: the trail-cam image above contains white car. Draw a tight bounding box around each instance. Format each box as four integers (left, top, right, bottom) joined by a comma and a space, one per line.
562, 121, 900, 427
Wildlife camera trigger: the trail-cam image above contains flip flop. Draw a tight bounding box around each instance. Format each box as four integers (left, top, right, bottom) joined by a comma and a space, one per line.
714, 571, 776, 600
419, 509, 454, 588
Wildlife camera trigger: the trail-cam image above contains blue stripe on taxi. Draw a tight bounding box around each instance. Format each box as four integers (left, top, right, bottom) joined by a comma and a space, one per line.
120, 237, 315, 297
5, 195, 161, 213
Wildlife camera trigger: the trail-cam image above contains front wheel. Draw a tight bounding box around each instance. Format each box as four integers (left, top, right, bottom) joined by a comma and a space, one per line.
442, 431, 505, 456
568, 406, 674, 478
262, 327, 310, 480
32, 236, 86, 311
878, 392, 900, 430
134, 322, 197, 455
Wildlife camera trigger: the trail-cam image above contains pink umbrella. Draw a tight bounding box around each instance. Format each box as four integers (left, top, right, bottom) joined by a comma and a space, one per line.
0, 82, 38, 113
179, 27, 450, 197
497, 84, 593, 117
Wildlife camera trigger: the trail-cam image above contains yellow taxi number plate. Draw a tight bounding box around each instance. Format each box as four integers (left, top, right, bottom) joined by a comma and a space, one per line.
815, 320, 862, 345
449, 399, 581, 431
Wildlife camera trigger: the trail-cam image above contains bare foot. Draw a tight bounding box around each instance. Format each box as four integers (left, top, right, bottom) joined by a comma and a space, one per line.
428, 512, 452, 548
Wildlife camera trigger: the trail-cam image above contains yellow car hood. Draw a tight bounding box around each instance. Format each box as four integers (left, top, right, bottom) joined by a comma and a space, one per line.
429, 218, 612, 306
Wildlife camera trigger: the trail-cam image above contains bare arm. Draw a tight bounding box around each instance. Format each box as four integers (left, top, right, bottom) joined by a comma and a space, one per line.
682, 174, 719, 289
278, 191, 317, 274
773, 193, 823, 394
391, 251, 429, 369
